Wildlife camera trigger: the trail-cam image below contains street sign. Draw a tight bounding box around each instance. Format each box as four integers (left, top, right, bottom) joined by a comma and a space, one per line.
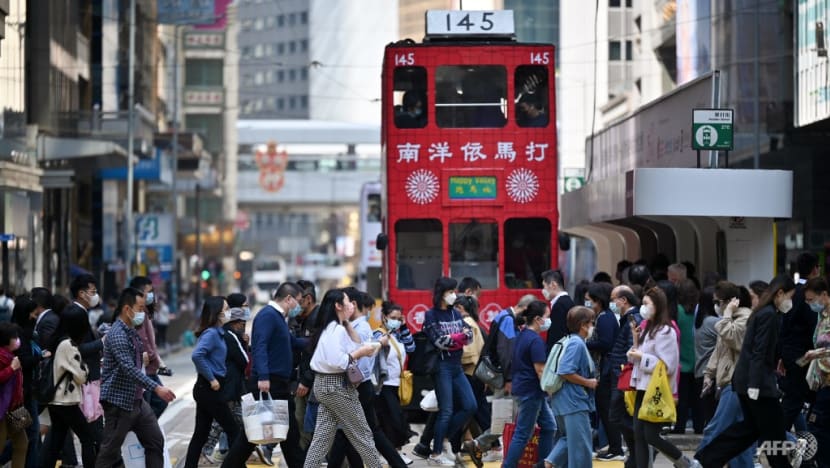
563, 176, 585, 192
692, 109, 734, 151
0, 234, 14, 242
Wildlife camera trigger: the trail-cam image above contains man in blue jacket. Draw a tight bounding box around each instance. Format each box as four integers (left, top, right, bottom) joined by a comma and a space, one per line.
224, 282, 308, 468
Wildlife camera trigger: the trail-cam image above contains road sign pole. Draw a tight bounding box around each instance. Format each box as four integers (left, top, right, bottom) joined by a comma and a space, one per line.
696, 150, 701, 169
726, 151, 730, 168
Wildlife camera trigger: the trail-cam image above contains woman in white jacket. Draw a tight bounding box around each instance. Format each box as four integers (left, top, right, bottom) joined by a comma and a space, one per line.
628, 287, 699, 468
43, 306, 96, 468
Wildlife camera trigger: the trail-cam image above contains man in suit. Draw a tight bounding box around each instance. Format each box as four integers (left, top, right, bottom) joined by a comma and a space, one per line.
542, 269, 575, 353
31, 287, 58, 351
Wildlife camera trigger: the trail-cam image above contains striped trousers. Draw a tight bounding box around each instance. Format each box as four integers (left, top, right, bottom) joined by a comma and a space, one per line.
303, 374, 381, 468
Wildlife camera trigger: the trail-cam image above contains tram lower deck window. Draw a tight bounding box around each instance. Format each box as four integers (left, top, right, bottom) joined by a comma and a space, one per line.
450, 221, 498, 289
504, 218, 551, 289
435, 65, 507, 128
396, 219, 442, 290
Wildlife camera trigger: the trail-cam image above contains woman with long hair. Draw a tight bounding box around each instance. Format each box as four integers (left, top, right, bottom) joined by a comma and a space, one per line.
0, 322, 27, 468
696, 275, 796, 468
628, 287, 698, 468
43, 306, 97, 468
184, 296, 241, 468
421, 277, 476, 466
304, 289, 381, 468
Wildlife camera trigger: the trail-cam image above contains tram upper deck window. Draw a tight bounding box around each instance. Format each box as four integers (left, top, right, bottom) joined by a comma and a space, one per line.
504, 218, 551, 289
396, 219, 442, 290
450, 221, 498, 289
435, 66, 507, 128
393, 67, 427, 129
515, 66, 549, 128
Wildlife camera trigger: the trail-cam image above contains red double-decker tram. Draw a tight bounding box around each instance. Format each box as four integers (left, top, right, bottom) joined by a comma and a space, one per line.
378, 10, 559, 333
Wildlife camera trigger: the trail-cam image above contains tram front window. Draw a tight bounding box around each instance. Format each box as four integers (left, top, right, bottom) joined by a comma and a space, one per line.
396, 219, 442, 290
450, 221, 498, 289
504, 218, 551, 289
435, 66, 507, 128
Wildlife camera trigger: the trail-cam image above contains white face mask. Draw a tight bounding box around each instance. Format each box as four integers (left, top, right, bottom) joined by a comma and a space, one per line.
444, 292, 457, 306
640, 304, 654, 321
779, 298, 793, 314
587, 325, 595, 337
88, 293, 100, 308
539, 317, 551, 331
221, 310, 231, 322
714, 303, 722, 316
542, 288, 552, 301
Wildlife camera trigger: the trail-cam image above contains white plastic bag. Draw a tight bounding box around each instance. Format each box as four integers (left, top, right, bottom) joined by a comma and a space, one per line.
420, 389, 439, 412
490, 397, 515, 435
242, 392, 290, 444
121, 429, 172, 468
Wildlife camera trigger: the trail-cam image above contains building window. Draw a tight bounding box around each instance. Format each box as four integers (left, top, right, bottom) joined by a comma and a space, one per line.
254, 18, 264, 30
255, 72, 264, 85
266, 16, 274, 28
278, 98, 285, 110
278, 70, 285, 82
625, 40, 633, 61
300, 68, 308, 80
277, 14, 284, 26
289, 41, 296, 53
300, 39, 308, 52
300, 95, 308, 108
609, 41, 622, 60
289, 96, 296, 109
289, 13, 296, 25
265, 44, 273, 56
289, 69, 296, 81
243, 74, 253, 86
301, 11, 308, 24
626, 0, 633, 6
185, 59, 223, 86
242, 46, 252, 58
254, 44, 263, 58
266, 70, 274, 83
609, 0, 621, 6
266, 97, 275, 109
277, 43, 285, 55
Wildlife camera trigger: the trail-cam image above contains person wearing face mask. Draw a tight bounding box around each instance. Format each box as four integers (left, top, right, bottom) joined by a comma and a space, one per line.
223, 282, 309, 468
420, 277, 476, 466
693, 286, 723, 429
696, 275, 796, 468
201, 293, 253, 464
43, 306, 97, 468
542, 269, 575, 353
583, 282, 619, 458
0, 321, 28, 467
395, 90, 426, 129
697, 283, 758, 468
373, 302, 416, 464
97, 288, 176, 468
627, 287, 699, 468
293, 280, 320, 454
799, 277, 830, 467
184, 296, 240, 468
540, 306, 598, 468
129, 276, 166, 418
500, 300, 556, 468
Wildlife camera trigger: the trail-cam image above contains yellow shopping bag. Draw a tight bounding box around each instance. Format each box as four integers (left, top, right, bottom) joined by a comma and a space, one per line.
637, 360, 676, 424
624, 390, 636, 416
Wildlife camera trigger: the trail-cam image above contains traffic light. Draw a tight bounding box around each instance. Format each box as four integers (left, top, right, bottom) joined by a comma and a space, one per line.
201, 269, 211, 281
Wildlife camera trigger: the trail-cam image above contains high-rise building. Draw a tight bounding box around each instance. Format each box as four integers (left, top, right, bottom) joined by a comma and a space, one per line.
238, 0, 396, 123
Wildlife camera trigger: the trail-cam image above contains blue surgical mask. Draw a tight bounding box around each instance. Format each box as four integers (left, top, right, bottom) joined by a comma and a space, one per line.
386, 319, 402, 331
132, 311, 146, 327
585, 300, 593, 309
609, 302, 619, 314
146, 292, 155, 305
243, 307, 252, 321
539, 317, 551, 332
810, 301, 824, 313
289, 304, 302, 318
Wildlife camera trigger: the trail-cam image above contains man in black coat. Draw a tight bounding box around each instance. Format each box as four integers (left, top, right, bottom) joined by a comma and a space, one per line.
31, 287, 58, 351
542, 269, 575, 353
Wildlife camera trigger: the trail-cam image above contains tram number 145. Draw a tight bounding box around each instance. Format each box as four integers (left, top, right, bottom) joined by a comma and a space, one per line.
447, 12, 495, 31
426, 10, 515, 36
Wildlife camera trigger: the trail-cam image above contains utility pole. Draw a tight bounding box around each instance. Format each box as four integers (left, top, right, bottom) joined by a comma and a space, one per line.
125, 0, 136, 283
171, 24, 180, 313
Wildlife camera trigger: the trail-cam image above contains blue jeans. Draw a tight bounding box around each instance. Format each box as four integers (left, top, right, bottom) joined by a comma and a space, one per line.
698, 385, 754, 468
504, 395, 556, 468
433, 360, 476, 455
24, 399, 40, 468
546, 411, 592, 468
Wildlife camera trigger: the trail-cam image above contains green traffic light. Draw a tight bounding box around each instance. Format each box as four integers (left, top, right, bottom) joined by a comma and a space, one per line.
201, 269, 211, 280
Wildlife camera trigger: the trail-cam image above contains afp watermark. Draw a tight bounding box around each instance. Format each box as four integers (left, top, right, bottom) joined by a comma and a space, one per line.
756, 440, 799, 457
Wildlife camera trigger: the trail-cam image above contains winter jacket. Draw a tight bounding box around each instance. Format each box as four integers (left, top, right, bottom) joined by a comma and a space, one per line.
630, 324, 679, 395
732, 305, 782, 398
50, 338, 89, 405
703, 306, 751, 386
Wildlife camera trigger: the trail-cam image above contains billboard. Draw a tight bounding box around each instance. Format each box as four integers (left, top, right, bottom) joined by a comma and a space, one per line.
796, 0, 830, 127
157, 0, 216, 25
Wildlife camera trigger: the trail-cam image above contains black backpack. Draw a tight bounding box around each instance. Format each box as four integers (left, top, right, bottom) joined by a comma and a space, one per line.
34, 354, 68, 405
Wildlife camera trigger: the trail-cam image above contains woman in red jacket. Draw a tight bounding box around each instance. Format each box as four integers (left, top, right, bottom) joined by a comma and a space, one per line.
0, 321, 28, 468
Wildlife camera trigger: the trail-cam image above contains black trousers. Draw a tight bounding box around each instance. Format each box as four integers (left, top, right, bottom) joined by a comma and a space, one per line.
608, 386, 636, 468
808, 387, 830, 468
695, 394, 790, 468
375, 385, 411, 448
43, 405, 98, 468
781, 362, 812, 430
694, 376, 716, 430
329, 380, 407, 468
632, 390, 683, 468
674, 371, 703, 433
596, 372, 623, 454
184, 379, 240, 468
223, 376, 305, 468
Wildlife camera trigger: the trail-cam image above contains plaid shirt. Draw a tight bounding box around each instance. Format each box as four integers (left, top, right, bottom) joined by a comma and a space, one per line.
100, 319, 159, 411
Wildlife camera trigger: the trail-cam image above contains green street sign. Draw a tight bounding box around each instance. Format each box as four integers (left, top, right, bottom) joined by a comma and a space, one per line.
692, 109, 734, 151
563, 176, 585, 192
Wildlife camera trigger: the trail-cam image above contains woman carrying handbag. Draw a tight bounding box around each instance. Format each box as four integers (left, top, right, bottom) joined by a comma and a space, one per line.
0, 322, 28, 467
627, 287, 700, 468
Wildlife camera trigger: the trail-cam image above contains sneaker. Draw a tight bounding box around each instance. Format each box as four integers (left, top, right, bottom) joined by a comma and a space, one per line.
464, 440, 483, 468
413, 443, 432, 459
200, 453, 218, 465
427, 454, 456, 466
790, 438, 808, 468
481, 449, 503, 463
454, 453, 467, 466
255, 445, 275, 466
398, 451, 414, 466
677, 456, 701, 468
596, 451, 626, 461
